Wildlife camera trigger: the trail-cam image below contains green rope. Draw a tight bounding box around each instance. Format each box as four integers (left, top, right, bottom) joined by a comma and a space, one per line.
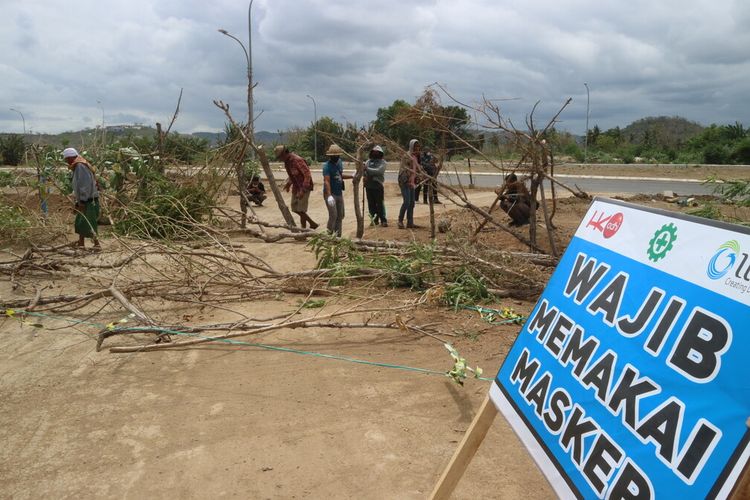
460, 304, 526, 325
5, 309, 495, 382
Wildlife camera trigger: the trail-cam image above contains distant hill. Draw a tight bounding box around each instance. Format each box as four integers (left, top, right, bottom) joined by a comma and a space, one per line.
621, 116, 704, 148
255, 130, 285, 145
1, 125, 285, 148
191, 131, 225, 144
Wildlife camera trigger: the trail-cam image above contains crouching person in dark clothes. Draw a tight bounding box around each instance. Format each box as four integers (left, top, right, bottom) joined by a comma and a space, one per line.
63, 148, 101, 250
496, 173, 531, 227
246, 175, 267, 206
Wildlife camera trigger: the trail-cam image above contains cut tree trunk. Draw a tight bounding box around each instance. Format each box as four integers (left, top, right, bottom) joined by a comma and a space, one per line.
353, 146, 366, 238
528, 172, 540, 248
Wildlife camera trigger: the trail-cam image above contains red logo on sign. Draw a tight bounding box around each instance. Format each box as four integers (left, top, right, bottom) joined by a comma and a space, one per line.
586, 211, 624, 239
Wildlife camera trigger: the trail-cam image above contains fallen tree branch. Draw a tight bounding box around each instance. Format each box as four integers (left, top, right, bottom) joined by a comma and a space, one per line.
108, 305, 436, 353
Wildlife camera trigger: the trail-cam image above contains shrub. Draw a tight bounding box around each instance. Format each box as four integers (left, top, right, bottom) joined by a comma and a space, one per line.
112, 175, 215, 239
714, 179, 750, 207
703, 144, 730, 164
442, 269, 491, 310
0, 134, 26, 166
0, 204, 31, 232
732, 138, 750, 164
0, 171, 16, 187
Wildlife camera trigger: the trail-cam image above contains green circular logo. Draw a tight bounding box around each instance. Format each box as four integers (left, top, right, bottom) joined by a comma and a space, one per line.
647, 223, 678, 262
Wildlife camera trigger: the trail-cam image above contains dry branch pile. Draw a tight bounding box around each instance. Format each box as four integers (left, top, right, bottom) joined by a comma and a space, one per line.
1, 205, 553, 356
1, 86, 574, 360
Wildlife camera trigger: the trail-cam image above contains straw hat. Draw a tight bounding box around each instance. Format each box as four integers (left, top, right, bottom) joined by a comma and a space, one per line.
273, 145, 287, 158
325, 144, 345, 156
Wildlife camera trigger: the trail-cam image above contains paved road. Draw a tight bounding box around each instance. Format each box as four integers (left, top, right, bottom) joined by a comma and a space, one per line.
1, 165, 715, 196
419, 172, 715, 196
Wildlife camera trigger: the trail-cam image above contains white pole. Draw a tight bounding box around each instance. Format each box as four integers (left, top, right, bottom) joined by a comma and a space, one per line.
584, 82, 590, 164
306, 94, 317, 161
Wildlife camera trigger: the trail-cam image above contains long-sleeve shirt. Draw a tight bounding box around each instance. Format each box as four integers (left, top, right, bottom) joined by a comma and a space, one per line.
364, 159, 387, 188
398, 154, 420, 188
71, 162, 99, 203
283, 153, 314, 196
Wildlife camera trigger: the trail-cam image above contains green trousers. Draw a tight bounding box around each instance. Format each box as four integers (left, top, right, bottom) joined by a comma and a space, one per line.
74, 199, 100, 238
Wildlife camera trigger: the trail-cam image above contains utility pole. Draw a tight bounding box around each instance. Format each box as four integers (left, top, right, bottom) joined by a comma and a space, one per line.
584, 82, 590, 164
247, 0, 254, 158
97, 100, 105, 145
219, 1, 254, 158
220, 7, 297, 228
306, 94, 317, 161
9, 108, 26, 135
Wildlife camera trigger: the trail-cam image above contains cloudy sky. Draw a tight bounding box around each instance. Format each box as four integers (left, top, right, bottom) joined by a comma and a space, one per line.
2, 0, 749, 136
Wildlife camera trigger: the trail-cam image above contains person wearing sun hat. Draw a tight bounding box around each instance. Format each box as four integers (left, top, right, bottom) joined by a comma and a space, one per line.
322, 143, 352, 237
364, 145, 388, 227
63, 147, 101, 250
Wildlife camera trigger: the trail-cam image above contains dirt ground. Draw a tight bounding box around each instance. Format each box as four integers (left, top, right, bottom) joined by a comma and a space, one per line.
1, 177, 747, 499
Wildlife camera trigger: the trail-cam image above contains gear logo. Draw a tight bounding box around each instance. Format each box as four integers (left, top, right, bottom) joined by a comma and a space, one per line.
707, 240, 740, 280
647, 223, 678, 262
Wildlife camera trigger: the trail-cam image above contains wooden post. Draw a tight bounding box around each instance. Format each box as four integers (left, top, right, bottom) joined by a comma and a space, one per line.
537, 179, 559, 258
254, 146, 297, 227
155, 122, 164, 174
528, 172, 539, 248
429, 395, 497, 500
730, 417, 750, 499
731, 462, 750, 499
353, 145, 365, 238
429, 183, 436, 240
470, 193, 501, 243
467, 157, 475, 188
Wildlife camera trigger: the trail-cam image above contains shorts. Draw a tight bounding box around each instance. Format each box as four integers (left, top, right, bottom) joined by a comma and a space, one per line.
291, 189, 311, 212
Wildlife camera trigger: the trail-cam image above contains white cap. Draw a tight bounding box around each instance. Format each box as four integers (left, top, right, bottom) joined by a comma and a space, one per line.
62, 148, 79, 159
371, 145, 384, 154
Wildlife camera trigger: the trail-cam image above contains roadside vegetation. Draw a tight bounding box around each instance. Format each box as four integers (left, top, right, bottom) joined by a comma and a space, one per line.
4, 111, 749, 169
547, 117, 750, 165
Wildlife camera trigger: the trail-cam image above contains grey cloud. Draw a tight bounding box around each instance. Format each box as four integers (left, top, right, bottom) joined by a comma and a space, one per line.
2, 0, 749, 136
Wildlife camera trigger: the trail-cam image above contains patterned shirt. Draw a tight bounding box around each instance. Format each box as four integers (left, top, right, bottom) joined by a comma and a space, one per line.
283, 153, 313, 195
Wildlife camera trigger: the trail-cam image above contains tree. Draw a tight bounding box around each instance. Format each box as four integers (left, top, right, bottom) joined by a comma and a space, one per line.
587, 125, 601, 147
373, 100, 424, 147
545, 128, 580, 158
340, 122, 360, 154
732, 138, 750, 164
703, 144, 730, 164
0, 134, 26, 166
437, 105, 472, 159
725, 121, 747, 141
303, 116, 344, 160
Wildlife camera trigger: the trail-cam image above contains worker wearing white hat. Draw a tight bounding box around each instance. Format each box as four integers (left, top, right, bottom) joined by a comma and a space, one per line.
63, 148, 101, 250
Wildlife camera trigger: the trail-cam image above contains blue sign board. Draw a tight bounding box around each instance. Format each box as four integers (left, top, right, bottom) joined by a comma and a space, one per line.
492, 198, 750, 498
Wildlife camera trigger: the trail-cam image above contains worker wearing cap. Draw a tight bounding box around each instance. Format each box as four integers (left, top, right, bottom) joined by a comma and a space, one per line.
62, 148, 101, 250
322, 144, 352, 237
364, 145, 388, 227
274, 145, 318, 229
